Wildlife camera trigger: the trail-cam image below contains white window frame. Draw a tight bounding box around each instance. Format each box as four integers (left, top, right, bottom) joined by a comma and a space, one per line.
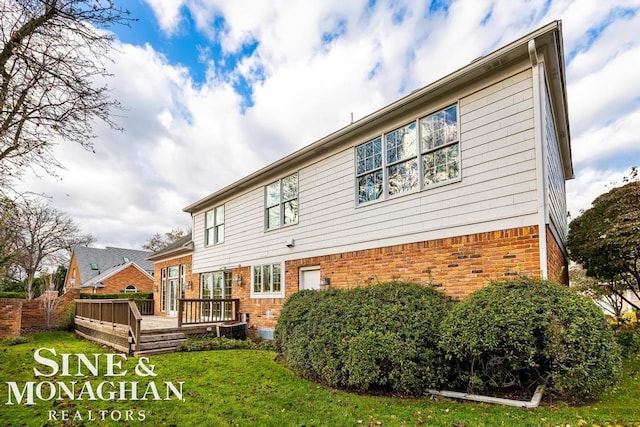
205, 205, 225, 246
250, 262, 285, 298
160, 267, 167, 312
355, 103, 461, 205
265, 172, 298, 230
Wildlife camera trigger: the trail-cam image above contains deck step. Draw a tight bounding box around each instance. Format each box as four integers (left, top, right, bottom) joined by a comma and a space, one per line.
138, 338, 186, 351
139, 332, 185, 342
133, 347, 181, 356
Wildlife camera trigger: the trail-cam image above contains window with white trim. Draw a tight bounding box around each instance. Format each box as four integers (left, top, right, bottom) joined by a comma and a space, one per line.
205, 205, 224, 246
251, 263, 283, 297
355, 104, 460, 204
265, 173, 298, 230
160, 267, 167, 312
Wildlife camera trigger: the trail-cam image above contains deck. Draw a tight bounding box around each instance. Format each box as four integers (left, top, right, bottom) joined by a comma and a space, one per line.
74, 299, 246, 356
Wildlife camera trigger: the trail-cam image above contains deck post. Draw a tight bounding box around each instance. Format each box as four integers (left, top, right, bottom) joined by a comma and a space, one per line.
178, 299, 183, 327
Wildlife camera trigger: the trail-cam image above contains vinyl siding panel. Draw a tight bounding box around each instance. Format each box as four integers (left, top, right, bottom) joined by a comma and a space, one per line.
192, 68, 539, 272
543, 70, 568, 246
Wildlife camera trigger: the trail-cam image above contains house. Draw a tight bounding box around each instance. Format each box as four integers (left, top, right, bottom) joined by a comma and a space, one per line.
64, 246, 154, 294
156, 21, 572, 337
146, 235, 197, 315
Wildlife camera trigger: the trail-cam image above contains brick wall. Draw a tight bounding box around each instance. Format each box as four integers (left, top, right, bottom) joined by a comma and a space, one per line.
237, 225, 544, 332
0, 289, 81, 338
0, 299, 23, 338
546, 226, 569, 285
80, 265, 153, 295
152, 254, 197, 315
21, 289, 81, 333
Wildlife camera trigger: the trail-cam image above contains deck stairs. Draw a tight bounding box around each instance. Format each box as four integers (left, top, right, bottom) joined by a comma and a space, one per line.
133, 328, 187, 356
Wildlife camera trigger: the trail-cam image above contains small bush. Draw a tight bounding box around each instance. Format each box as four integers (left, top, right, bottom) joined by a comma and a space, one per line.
79, 292, 152, 300
177, 336, 273, 352
614, 324, 640, 359
2, 335, 31, 345
275, 282, 452, 395
58, 302, 76, 331
439, 278, 622, 401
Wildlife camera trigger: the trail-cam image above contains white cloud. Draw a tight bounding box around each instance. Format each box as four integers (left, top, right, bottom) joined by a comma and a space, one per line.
145, 0, 185, 35
16, 0, 640, 248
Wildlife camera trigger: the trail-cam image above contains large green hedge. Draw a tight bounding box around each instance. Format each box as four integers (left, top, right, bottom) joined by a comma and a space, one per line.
275, 282, 452, 395
0, 291, 27, 299
439, 278, 621, 400
79, 292, 152, 300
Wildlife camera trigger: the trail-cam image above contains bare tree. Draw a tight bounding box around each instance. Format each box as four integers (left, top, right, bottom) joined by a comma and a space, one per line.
142, 227, 190, 252
39, 271, 60, 328
2, 196, 94, 298
0, 0, 132, 183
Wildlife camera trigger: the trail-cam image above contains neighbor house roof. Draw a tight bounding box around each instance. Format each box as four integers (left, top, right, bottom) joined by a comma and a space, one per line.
71, 246, 154, 286
81, 262, 154, 288
146, 235, 193, 262
183, 20, 572, 215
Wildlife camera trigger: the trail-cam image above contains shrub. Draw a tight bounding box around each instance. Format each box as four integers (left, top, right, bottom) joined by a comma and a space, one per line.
177, 336, 275, 352
58, 302, 76, 331
0, 292, 27, 299
275, 282, 452, 395
439, 278, 622, 401
614, 324, 640, 359
79, 292, 152, 300
2, 335, 31, 345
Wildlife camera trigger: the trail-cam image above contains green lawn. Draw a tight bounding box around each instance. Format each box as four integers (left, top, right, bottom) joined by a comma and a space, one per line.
1, 332, 639, 426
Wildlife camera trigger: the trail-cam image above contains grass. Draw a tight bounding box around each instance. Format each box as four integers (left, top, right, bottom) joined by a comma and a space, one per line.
0, 332, 639, 426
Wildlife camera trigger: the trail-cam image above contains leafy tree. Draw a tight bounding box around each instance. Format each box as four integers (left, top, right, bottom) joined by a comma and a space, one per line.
570, 263, 625, 317
0, 196, 94, 298
568, 171, 640, 311
142, 227, 189, 252
0, 0, 131, 183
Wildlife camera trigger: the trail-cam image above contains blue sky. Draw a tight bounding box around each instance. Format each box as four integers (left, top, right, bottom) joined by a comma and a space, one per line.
19, 0, 640, 248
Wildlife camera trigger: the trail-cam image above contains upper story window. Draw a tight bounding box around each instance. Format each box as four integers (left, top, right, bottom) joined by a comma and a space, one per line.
205, 205, 224, 246
356, 104, 460, 204
421, 105, 459, 185
265, 173, 298, 230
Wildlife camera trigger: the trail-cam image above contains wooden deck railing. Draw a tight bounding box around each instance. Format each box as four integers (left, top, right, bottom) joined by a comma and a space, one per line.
178, 298, 240, 327
134, 299, 154, 315
75, 299, 143, 353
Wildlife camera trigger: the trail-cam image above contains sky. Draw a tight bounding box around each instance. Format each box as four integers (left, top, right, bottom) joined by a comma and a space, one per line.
17, 0, 640, 249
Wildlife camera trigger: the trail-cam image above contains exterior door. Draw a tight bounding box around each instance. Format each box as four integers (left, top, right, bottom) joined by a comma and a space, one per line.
200, 271, 232, 320
300, 267, 321, 290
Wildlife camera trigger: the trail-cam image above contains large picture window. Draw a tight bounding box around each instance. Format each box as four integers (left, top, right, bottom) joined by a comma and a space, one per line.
251, 263, 283, 297
355, 104, 460, 204
205, 205, 225, 246
265, 173, 298, 230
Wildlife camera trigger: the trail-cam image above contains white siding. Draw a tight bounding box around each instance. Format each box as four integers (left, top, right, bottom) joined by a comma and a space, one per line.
193, 68, 540, 272
543, 71, 568, 245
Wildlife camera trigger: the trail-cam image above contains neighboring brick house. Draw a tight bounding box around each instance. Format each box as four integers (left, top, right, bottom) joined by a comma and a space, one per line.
64, 246, 154, 294
147, 235, 197, 316
179, 21, 572, 335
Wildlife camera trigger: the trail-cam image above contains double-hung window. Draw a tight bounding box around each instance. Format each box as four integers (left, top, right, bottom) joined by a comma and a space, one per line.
265, 173, 298, 230
251, 263, 283, 298
205, 205, 224, 246
356, 138, 383, 203
421, 105, 460, 185
356, 104, 459, 204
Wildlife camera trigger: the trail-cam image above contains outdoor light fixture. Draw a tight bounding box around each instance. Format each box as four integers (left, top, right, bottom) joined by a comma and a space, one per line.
234, 274, 243, 286
320, 276, 330, 288
186, 281, 193, 290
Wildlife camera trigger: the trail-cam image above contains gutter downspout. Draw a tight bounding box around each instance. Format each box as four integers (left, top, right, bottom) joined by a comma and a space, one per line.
529, 39, 548, 280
